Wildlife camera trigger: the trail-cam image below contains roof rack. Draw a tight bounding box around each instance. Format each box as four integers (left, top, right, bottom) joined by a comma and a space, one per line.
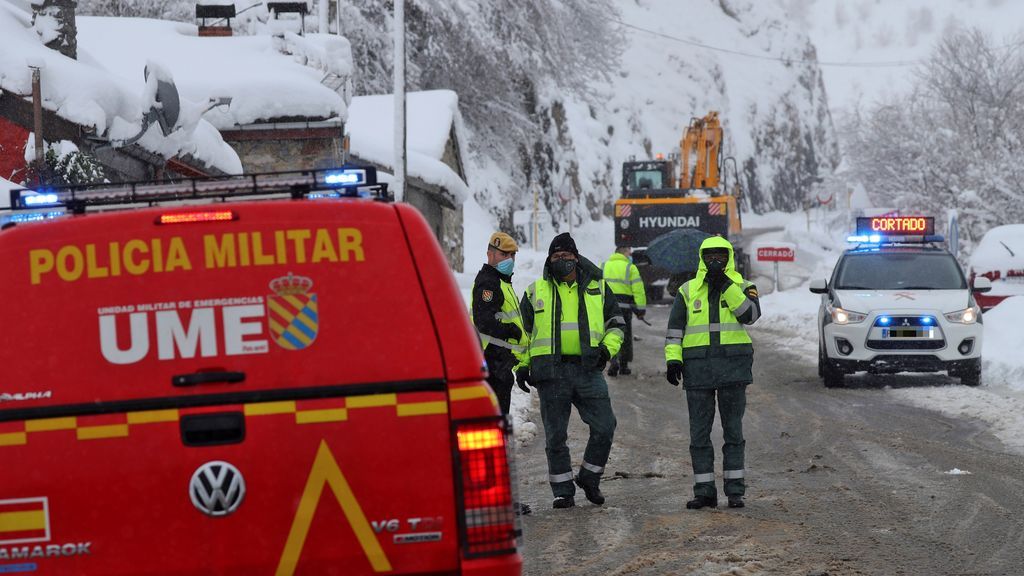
4, 166, 390, 216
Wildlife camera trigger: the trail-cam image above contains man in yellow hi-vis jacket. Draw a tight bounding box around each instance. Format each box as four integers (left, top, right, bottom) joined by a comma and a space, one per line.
516, 233, 625, 509
602, 246, 647, 376
664, 236, 761, 510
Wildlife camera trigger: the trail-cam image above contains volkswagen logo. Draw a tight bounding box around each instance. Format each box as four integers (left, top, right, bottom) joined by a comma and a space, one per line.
189, 461, 246, 517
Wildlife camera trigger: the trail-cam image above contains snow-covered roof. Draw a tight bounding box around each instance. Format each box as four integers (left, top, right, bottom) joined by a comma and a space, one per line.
76, 17, 351, 129
0, 175, 25, 208
970, 224, 1024, 274
0, 2, 241, 174
346, 90, 468, 204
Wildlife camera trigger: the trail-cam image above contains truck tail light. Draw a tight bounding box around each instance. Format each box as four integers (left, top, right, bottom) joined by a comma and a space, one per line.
453, 417, 519, 558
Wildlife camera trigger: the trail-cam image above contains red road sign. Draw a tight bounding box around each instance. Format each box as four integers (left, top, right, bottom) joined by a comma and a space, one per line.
756, 246, 795, 262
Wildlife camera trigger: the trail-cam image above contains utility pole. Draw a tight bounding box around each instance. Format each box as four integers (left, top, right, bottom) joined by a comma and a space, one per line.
29, 61, 45, 185
393, 0, 406, 202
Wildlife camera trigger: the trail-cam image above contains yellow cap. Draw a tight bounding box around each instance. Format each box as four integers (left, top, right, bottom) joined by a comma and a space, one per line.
488, 232, 518, 253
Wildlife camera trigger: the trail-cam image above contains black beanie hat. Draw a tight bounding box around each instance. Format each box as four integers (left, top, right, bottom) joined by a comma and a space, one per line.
548, 233, 578, 258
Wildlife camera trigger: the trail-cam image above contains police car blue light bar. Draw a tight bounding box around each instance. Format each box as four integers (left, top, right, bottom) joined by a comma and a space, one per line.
23, 192, 61, 206
323, 169, 366, 186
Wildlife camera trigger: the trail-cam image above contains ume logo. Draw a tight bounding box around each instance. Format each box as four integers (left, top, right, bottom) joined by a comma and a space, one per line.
99, 304, 268, 365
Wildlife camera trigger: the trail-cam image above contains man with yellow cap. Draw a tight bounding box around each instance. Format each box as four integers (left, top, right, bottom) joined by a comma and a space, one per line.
472, 232, 527, 417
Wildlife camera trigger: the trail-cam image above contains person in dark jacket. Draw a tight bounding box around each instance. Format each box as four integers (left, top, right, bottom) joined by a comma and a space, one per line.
516, 233, 625, 509
471, 232, 526, 415
664, 236, 761, 509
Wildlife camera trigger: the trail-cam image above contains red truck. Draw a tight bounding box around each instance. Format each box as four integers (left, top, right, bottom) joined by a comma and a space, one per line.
0, 168, 522, 575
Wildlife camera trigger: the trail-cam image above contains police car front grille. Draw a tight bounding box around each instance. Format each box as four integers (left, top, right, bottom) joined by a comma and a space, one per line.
866, 340, 945, 350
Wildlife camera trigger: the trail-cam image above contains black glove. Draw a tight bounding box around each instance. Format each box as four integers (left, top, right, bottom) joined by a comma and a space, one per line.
707, 269, 731, 292
505, 323, 523, 342
666, 361, 683, 386
635, 309, 646, 321
515, 367, 531, 393
594, 346, 611, 371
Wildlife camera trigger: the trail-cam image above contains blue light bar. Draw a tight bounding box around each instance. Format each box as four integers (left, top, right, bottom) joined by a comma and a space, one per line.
23, 192, 61, 206
847, 234, 882, 243
323, 169, 366, 186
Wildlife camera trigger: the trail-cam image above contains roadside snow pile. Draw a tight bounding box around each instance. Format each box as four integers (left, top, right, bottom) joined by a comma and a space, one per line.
969, 225, 1024, 299
980, 297, 1024, 391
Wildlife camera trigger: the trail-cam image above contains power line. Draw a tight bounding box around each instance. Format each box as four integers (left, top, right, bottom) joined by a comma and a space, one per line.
611, 18, 919, 68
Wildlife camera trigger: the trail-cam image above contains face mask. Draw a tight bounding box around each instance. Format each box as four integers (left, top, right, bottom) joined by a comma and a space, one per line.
705, 259, 727, 273
551, 259, 576, 279
495, 258, 514, 275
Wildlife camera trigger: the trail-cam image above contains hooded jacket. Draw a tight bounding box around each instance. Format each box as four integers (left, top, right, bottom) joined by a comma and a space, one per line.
518, 255, 625, 381
664, 236, 761, 389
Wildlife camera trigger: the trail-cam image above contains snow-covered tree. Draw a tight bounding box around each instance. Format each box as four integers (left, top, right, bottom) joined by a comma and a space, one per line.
844, 28, 1024, 255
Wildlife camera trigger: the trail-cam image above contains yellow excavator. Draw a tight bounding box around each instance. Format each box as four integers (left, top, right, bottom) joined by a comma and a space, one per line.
614, 111, 746, 300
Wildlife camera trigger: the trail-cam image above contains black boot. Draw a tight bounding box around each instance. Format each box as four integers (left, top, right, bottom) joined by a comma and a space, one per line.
607, 360, 619, 377
685, 495, 718, 510
575, 475, 605, 505
727, 496, 744, 508
552, 496, 575, 509
619, 361, 631, 376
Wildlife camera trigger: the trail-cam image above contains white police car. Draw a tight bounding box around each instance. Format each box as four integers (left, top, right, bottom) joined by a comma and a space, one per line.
810, 216, 992, 388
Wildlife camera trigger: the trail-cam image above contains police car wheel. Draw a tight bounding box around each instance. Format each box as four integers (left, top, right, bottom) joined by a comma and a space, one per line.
822, 357, 845, 388
957, 359, 982, 387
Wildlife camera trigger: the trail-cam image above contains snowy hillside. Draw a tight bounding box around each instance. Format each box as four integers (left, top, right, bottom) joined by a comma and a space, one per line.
779, 0, 1024, 113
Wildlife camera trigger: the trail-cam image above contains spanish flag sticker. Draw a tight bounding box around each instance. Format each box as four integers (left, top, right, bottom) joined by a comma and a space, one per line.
0, 498, 50, 545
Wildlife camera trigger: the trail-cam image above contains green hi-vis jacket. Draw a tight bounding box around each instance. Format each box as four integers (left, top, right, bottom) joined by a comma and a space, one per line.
518, 256, 625, 380
602, 252, 647, 313
664, 236, 761, 389
471, 265, 528, 364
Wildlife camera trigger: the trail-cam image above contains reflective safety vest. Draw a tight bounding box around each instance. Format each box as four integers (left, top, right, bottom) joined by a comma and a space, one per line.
602, 253, 647, 312
526, 277, 617, 360
471, 278, 527, 361
665, 278, 755, 362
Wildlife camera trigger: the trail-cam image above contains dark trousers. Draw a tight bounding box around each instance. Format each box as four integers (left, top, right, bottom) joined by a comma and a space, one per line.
612, 309, 634, 365
485, 351, 516, 415
685, 384, 747, 498
535, 361, 617, 498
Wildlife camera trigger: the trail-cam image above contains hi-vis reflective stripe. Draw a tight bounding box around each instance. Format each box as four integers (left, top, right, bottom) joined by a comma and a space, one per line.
494, 310, 522, 321
734, 298, 753, 317
693, 473, 715, 483
580, 461, 604, 474
1, 389, 483, 448
666, 329, 683, 338
605, 316, 623, 328
480, 334, 526, 353
723, 469, 745, 479
684, 322, 744, 335
549, 472, 574, 483
561, 322, 580, 331
276, 440, 391, 575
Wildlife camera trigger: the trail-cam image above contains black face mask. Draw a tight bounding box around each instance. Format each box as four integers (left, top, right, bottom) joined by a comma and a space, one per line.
551, 259, 576, 279
704, 259, 727, 273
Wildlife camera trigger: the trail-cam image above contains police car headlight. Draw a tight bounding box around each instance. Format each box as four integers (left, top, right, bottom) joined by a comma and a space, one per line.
828, 304, 866, 325
945, 305, 981, 324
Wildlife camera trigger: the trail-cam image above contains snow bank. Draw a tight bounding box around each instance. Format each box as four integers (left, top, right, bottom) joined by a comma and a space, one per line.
347, 91, 468, 204
0, 176, 25, 208
969, 225, 1024, 296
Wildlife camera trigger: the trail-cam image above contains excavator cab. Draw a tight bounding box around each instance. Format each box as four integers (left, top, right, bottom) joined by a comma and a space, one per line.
621, 158, 677, 197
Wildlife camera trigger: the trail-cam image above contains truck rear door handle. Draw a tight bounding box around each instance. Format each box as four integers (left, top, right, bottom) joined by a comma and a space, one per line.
172, 371, 245, 387
180, 412, 245, 447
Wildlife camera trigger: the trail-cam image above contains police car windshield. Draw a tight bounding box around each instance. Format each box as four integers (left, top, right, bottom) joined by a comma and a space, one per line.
835, 252, 967, 290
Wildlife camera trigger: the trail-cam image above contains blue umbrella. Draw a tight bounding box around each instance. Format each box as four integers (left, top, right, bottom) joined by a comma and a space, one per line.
644, 228, 712, 274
